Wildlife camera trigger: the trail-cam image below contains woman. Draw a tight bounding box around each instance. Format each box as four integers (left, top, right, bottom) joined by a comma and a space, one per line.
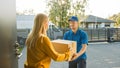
24, 13, 71, 68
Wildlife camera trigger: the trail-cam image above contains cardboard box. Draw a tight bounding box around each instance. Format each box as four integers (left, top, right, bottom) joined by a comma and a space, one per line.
51, 40, 76, 61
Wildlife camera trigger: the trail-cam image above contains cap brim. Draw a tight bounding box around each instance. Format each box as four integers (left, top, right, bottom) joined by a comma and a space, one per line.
68, 19, 78, 22
68, 19, 76, 21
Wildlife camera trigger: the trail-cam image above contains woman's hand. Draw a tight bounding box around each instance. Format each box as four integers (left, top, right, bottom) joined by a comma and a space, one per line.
65, 46, 73, 61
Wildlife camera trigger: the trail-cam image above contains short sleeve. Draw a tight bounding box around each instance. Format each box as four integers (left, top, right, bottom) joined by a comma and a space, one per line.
63, 32, 67, 40
81, 31, 88, 44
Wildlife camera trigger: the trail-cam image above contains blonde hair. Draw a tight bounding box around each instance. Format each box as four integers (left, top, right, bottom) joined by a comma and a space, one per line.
26, 13, 48, 48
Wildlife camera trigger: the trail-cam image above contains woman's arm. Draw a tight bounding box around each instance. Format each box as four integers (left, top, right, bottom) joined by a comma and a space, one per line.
42, 36, 70, 61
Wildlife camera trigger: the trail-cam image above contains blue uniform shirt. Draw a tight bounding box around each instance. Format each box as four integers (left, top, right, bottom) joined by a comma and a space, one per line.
63, 28, 88, 61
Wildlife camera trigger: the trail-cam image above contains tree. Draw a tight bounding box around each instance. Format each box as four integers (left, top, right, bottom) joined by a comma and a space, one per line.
47, 0, 88, 28
47, 0, 70, 28
71, 0, 87, 20
109, 13, 120, 27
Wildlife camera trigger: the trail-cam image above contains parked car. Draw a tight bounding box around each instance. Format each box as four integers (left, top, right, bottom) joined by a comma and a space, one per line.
47, 22, 63, 40
17, 22, 63, 45
17, 29, 30, 46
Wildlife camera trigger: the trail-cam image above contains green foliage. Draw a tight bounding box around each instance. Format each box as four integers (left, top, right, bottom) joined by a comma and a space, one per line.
47, 0, 88, 28
109, 13, 120, 27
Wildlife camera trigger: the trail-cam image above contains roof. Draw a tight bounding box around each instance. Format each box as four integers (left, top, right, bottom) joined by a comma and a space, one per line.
81, 15, 116, 23
17, 15, 55, 29
17, 15, 35, 21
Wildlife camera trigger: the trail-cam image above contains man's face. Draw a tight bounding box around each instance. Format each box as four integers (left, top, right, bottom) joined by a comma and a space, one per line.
69, 21, 79, 30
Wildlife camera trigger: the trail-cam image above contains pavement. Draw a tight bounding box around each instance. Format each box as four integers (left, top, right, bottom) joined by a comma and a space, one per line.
19, 42, 120, 68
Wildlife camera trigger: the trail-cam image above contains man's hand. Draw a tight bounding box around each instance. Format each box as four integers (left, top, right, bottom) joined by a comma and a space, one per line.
70, 44, 87, 61
70, 53, 79, 61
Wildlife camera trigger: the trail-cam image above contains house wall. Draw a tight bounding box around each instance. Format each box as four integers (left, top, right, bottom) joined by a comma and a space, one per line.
81, 22, 115, 29
100, 23, 115, 28
110, 23, 114, 27
88, 23, 103, 29
101, 23, 105, 28
88, 23, 94, 29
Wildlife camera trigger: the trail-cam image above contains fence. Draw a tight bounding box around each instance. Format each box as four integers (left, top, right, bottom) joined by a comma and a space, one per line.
17, 28, 120, 46
63, 28, 120, 42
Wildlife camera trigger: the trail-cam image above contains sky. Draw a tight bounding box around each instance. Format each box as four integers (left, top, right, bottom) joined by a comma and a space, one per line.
16, 0, 120, 18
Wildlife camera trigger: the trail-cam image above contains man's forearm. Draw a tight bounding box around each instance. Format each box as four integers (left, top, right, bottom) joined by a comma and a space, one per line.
78, 44, 87, 56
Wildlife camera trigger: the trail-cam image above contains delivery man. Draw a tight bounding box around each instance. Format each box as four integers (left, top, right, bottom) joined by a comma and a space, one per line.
63, 16, 88, 68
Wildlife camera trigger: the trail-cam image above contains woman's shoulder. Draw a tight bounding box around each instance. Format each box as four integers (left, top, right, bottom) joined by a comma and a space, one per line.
39, 34, 50, 41
37, 35, 50, 46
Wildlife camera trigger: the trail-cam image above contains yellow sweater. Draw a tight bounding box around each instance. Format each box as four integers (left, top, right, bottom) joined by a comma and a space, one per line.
24, 35, 70, 68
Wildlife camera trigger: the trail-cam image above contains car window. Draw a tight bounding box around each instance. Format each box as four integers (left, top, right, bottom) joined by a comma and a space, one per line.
52, 25, 60, 32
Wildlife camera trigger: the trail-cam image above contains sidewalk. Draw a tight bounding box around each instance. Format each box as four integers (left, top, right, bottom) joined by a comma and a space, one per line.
19, 42, 120, 68
18, 46, 26, 68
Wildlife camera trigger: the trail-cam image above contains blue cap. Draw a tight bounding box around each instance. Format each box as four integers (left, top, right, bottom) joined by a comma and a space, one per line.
68, 16, 78, 22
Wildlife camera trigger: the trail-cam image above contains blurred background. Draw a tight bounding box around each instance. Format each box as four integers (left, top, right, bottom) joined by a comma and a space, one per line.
16, 0, 120, 47
16, 0, 120, 68
0, 0, 120, 68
